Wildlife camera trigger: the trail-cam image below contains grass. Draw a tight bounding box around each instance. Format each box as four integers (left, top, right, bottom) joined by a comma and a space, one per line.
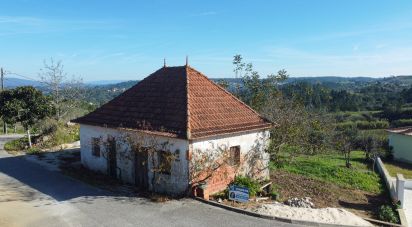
384, 160, 412, 179
272, 151, 383, 193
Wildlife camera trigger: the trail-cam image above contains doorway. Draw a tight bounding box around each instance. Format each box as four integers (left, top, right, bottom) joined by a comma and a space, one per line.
107, 137, 117, 178
134, 148, 149, 190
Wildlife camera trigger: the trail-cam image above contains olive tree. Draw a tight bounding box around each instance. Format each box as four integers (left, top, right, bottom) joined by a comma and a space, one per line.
13, 87, 54, 147
333, 126, 359, 168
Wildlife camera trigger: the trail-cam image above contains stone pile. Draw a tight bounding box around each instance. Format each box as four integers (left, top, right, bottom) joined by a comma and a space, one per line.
285, 197, 314, 208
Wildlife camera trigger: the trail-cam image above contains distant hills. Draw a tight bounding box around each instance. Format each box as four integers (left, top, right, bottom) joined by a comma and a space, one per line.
4, 75, 412, 90
85, 80, 128, 86
82, 75, 412, 105
4, 75, 412, 106
3, 78, 131, 88
3, 77, 43, 88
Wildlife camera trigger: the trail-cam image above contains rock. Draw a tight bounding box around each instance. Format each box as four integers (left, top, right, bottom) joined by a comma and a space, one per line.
42, 135, 50, 142
66, 121, 76, 126
285, 197, 314, 208
217, 198, 223, 203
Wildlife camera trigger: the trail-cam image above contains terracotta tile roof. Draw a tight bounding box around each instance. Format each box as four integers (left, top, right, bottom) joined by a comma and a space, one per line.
73, 65, 272, 139
386, 127, 412, 137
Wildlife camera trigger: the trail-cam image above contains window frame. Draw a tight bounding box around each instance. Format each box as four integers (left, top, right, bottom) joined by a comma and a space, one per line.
229, 145, 241, 166
91, 137, 101, 157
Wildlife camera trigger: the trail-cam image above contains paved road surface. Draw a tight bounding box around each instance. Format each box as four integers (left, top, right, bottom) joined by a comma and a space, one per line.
0, 135, 300, 227
403, 189, 412, 227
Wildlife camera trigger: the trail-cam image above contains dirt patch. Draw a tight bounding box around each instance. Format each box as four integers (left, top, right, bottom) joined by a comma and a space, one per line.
270, 170, 389, 219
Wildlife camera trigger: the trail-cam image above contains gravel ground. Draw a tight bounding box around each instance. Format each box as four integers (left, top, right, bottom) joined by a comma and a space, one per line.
251, 203, 373, 226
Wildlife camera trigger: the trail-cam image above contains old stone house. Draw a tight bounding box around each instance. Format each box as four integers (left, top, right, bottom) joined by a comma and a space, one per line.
73, 64, 272, 198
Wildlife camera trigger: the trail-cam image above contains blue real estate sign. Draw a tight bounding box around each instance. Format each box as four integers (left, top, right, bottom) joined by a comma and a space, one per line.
228, 185, 249, 203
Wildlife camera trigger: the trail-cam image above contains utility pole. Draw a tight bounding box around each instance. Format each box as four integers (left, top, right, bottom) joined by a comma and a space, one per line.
1, 67, 3, 90
1, 67, 7, 134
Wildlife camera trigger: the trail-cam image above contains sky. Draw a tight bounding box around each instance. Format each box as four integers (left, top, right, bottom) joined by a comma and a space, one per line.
1, 0, 412, 81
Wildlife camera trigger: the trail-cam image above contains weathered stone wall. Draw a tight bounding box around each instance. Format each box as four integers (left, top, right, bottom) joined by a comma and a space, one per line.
190, 130, 270, 197
79, 124, 190, 195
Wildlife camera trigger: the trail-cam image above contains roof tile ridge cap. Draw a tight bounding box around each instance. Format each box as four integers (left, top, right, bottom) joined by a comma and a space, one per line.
187, 66, 273, 125
185, 66, 191, 140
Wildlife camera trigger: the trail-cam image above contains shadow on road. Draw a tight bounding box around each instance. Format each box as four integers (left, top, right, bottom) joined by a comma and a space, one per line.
0, 154, 133, 203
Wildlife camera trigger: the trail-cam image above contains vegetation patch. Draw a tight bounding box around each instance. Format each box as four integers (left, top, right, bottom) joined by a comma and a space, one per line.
233, 176, 261, 197
4, 137, 29, 151
384, 160, 412, 179
378, 205, 400, 223
273, 151, 383, 193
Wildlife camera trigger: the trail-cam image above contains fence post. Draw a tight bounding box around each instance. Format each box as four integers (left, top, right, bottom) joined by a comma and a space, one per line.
396, 174, 405, 208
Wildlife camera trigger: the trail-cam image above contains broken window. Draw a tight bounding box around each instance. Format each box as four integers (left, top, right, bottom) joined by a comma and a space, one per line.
91, 137, 101, 157
229, 146, 240, 166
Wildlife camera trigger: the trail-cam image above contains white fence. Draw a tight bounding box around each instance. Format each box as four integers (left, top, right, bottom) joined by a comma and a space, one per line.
376, 157, 412, 208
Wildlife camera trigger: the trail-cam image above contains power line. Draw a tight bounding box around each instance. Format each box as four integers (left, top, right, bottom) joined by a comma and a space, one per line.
6, 71, 41, 82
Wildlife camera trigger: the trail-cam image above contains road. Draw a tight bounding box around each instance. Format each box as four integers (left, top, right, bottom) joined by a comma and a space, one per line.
0, 135, 299, 227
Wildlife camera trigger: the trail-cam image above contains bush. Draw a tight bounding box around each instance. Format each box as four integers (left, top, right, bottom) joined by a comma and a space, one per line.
26, 147, 42, 155
391, 119, 412, 127
378, 205, 399, 223
336, 120, 389, 130
335, 122, 356, 131
269, 187, 279, 200
35, 118, 80, 148
4, 137, 28, 151
233, 176, 261, 197
356, 120, 389, 130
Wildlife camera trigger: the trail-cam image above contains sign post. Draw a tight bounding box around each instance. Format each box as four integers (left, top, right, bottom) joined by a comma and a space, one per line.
228, 185, 249, 203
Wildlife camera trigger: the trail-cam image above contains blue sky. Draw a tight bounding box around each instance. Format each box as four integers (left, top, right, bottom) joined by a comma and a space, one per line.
1, 0, 412, 81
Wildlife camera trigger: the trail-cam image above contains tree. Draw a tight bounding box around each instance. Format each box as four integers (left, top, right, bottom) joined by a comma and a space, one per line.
216, 79, 229, 90
333, 126, 358, 168
263, 95, 335, 165
12, 87, 54, 147
358, 135, 387, 171
232, 55, 288, 112
0, 90, 20, 131
232, 54, 246, 97
39, 58, 84, 122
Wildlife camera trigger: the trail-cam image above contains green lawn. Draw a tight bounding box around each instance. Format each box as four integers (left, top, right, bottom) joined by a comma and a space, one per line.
384, 161, 412, 179
273, 151, 383, 193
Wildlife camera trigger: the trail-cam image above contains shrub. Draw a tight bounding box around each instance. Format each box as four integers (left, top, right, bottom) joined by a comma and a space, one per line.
233, 176, 261, 197
391, 119, 412, 127
26, 147, 42, 155
4, 137, 28, 151
356, 120, 389, 130
378, 205, 399, 223
335, 122, 356, 131
35, 118, 80, 148
269, 187, 279, 200
336, 120, 389, 130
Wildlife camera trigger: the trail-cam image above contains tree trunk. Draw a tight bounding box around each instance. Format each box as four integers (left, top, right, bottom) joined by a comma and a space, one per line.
3, 122, 7, 134
14, 125, 16, 133
27, 129, 32, 148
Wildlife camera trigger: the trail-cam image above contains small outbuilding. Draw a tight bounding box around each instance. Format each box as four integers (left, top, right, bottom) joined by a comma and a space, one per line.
73, 64, 272, 198
387, 127, 412, 164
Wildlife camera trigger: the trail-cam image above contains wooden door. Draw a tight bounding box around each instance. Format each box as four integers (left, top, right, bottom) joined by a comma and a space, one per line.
107, 138, 117, 178
134, 149, 148, 190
